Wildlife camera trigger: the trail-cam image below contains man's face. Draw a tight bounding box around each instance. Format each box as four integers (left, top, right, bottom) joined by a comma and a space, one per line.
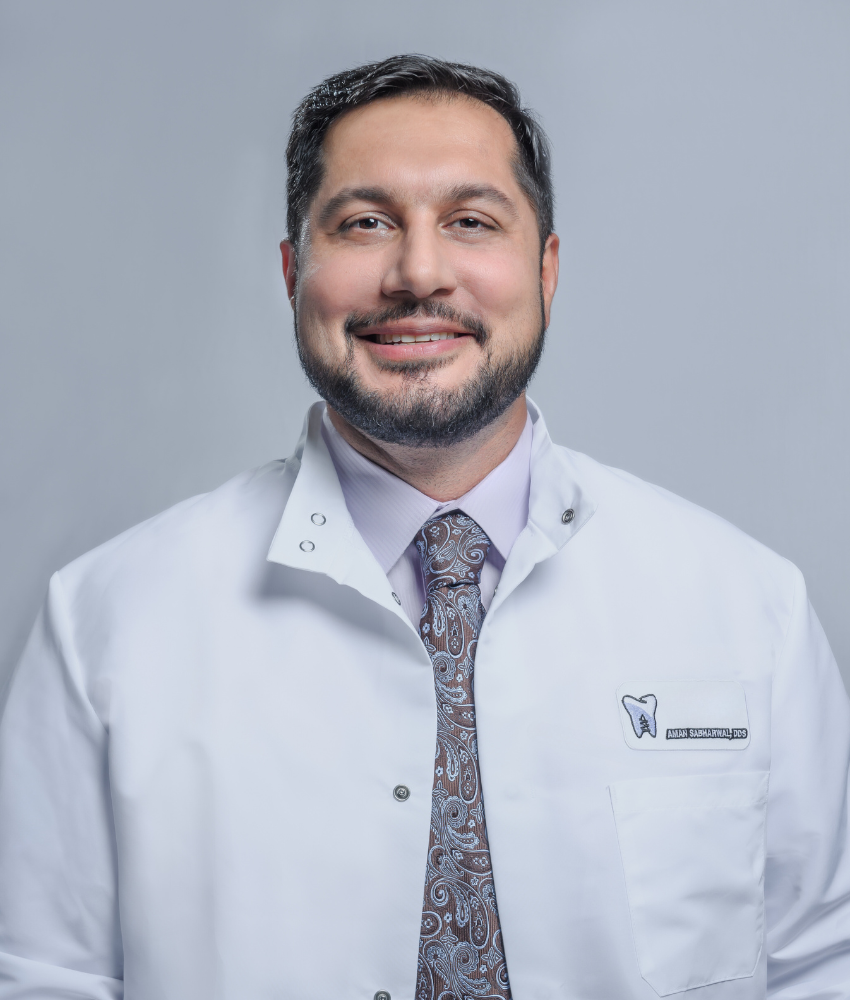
281, 93, 559, 446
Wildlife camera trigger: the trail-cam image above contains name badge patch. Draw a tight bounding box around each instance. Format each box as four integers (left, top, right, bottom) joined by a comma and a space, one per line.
617, 680, 750, 750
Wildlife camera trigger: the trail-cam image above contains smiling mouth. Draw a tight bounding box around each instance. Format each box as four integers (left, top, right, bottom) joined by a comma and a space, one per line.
365, 331, 465, 345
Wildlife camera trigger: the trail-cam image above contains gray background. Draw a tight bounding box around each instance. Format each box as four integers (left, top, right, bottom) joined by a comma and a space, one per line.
1, 1, 848, 686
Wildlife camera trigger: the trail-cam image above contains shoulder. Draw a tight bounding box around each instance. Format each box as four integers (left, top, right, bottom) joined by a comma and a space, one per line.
552, 442, 800, 610
56, 459, 295, 602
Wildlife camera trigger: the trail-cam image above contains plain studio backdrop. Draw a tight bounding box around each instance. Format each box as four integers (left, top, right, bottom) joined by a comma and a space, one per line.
1, 2, 848, 689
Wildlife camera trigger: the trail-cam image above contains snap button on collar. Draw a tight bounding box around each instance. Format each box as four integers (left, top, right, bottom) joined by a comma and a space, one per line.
561, 508, 575, 524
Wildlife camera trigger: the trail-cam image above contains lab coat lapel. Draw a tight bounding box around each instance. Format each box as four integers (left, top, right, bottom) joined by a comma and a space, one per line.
266, 402, 412, 624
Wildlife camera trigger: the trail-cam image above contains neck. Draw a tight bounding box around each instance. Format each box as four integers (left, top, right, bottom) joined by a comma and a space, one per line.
326, 395, 528, 502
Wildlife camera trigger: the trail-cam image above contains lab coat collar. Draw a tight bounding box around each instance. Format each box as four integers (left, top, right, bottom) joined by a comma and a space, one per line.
485, 398, 597, 616
267, 399, 597, 616
267, 402, 407, 620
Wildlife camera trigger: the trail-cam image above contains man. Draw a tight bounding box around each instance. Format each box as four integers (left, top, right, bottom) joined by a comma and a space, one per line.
0, 53, 848, 1000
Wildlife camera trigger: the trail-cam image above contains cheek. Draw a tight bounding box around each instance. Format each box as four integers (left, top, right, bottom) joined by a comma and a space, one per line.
457, 250, 539, 319
299, 253, 384, 323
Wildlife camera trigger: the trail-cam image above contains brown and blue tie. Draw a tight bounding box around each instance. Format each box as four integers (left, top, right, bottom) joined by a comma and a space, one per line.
414, 511, 512, 1000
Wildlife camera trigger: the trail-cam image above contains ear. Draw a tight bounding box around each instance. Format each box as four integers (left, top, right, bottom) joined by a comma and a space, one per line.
540, 233, 560, 329
280, 240, 297, 306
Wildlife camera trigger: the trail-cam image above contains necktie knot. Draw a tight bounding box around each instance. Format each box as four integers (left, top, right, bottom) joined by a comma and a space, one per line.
414, 511, 491, 594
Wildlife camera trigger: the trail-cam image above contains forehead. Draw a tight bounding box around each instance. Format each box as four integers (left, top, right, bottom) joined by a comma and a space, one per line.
318, 94, 522, 202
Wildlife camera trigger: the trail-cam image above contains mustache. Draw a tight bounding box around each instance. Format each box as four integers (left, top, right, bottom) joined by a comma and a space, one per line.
343, 300, 489, 344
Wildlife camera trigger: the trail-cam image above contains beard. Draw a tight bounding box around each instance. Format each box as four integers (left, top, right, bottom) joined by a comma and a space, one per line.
294, 299, 546, 447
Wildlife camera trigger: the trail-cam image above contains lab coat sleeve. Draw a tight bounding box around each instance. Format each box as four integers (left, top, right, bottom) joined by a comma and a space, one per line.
0, 573, 123, 999
766, 567, 850, 998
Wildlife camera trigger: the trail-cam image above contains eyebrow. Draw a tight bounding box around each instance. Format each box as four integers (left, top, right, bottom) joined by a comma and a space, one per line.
316, 183, 519, 228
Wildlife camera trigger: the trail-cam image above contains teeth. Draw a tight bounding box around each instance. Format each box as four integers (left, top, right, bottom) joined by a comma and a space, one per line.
373, 332, 459, 345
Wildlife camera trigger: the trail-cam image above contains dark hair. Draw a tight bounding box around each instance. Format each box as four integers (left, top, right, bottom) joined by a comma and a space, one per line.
286, 54, 554, 253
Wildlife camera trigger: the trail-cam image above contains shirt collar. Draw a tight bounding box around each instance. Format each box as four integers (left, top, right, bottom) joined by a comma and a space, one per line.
321, 405, 533, 573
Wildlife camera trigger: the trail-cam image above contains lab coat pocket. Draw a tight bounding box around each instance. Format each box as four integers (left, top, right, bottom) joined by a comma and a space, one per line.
609, 772, 768, 996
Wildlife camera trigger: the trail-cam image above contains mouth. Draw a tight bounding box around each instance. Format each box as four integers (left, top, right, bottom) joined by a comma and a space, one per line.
350, 318, 478, 361
344, 308, 487, 363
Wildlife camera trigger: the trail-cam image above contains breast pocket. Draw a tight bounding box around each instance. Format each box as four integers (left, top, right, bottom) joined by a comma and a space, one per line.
609, 772, 769, 996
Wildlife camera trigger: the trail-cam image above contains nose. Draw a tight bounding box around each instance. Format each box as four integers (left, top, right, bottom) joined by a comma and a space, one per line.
381, 219, 457, 301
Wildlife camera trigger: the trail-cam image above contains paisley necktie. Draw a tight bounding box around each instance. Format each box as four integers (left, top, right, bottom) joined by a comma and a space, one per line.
414, 511, 512, 1000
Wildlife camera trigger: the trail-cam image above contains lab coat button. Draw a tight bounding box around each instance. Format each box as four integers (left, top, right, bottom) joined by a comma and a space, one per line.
391, 591, 401, 605
299, 540, 315, 552
374, 992, 391, 1000
561, 508, 575, 524
310, 512, 326, 525
393, 785, 410, 802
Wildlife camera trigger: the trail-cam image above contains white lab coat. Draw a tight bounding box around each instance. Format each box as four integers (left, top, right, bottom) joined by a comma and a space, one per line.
0, 401, 848, 1000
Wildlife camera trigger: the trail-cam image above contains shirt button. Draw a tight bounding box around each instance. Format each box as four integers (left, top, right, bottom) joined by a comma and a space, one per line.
561, 508, 575, 524
299, 540, 315, 552
374, 992, 391, 1000
393, 784, 410, 802
311, 512, 326, 525
391, 591, 401, 605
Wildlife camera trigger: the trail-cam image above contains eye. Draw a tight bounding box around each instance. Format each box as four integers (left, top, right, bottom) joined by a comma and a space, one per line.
450, 217, 489, 230
351, 216, 389, 230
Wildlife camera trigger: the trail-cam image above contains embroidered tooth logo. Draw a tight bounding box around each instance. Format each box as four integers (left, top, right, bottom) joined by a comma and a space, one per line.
622, 694, 658, 738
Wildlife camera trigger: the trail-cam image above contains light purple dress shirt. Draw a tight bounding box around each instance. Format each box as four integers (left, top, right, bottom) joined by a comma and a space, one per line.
321, 406, 533, 625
